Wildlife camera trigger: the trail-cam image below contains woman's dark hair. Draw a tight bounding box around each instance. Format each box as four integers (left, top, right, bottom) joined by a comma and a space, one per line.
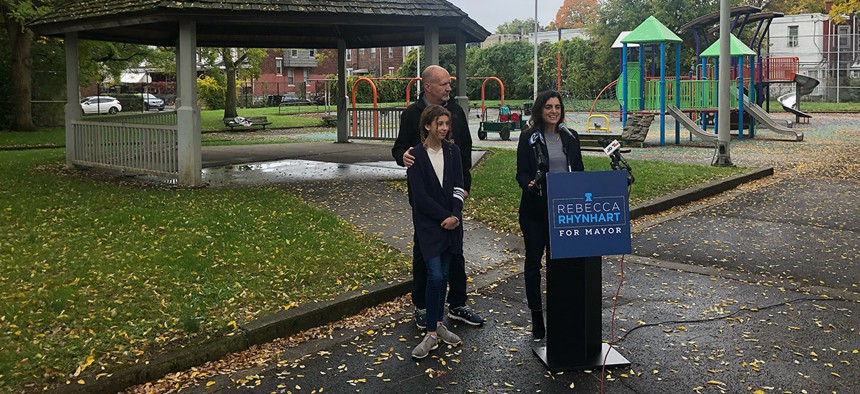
527, 90, 565, 133
420, 104, 453, 145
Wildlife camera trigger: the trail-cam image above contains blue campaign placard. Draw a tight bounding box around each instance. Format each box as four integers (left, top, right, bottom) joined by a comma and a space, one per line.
546, 170, 632, 259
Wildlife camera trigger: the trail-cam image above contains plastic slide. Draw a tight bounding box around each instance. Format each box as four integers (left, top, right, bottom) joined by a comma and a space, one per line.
667, 105, 717, 141
777, 92, 812, 120
777, 74, 819, 121
743, 96, 804, 141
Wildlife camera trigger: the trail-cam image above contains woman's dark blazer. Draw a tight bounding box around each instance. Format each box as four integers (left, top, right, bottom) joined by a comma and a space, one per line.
515, 126, 585, 221
407, 141, 466, 261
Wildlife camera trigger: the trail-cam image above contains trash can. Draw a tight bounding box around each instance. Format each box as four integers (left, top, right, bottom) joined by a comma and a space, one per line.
523, 102, 532, 116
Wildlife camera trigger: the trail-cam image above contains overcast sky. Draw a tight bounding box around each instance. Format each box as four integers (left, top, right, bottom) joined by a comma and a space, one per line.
447, 0, 565, 34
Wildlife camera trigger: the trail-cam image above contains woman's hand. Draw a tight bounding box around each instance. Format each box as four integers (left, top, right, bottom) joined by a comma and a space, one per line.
441, 216, 460, 230
528, 179, 540, 193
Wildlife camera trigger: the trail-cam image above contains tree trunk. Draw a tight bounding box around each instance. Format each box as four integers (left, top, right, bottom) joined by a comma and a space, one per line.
223, 49, 238, 119
5, 18, 35, 131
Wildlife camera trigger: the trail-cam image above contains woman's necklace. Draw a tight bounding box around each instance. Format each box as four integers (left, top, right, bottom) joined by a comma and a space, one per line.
546, 131, 561, 145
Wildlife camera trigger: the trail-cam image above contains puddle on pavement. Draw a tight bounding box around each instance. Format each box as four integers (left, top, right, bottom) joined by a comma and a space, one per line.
202, 159, 405, 187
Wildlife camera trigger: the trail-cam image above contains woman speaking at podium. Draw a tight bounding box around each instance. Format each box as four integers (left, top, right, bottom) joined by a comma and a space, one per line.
515, 90, 585, 339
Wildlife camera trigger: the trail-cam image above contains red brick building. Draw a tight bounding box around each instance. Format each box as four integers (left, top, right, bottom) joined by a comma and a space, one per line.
249, 46, 410, 99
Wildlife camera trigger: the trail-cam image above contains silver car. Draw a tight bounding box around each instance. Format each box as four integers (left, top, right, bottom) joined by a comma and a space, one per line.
81, 96, 122, 115
135, 93, 165, 111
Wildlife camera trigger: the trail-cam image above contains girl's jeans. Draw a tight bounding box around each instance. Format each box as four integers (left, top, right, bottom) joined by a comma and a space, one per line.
425, 252, 452, 330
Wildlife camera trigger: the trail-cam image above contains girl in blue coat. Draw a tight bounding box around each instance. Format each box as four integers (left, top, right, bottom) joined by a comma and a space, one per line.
408, 104, 465, 359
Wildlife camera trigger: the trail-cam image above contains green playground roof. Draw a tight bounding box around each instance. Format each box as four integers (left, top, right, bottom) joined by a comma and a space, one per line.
620, 16, 682, 44
701, 34, 756, 57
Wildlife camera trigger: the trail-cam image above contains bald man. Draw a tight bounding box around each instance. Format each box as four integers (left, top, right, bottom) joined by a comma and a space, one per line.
392, 65, 483, 329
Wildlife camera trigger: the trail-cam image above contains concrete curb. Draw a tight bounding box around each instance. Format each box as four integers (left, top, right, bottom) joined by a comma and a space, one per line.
630, 166, 774, 219
55, 167, 774, 393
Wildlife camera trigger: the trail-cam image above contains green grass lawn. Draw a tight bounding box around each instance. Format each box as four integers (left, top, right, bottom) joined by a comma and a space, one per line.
0, 128, 66, 148
0, 149, 407, 391
201, 107, 325, 131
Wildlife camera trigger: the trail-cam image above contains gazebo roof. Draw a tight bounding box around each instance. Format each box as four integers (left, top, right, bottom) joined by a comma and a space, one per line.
31, 0, 491, 48
620, 16, 682, 44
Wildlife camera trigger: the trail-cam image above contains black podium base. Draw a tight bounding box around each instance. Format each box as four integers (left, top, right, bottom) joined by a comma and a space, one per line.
532, 343, 630, 372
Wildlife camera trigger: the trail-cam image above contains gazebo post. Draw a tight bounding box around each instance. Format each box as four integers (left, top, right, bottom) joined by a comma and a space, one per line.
455, 32, 468, 111
176, 20, 202, 186
424, 26, 440, 65
336, 39, 348, 143
64, 32, 80, 169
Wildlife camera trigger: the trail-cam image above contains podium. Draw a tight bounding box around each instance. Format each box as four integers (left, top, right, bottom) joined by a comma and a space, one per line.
532, 171, 631, 371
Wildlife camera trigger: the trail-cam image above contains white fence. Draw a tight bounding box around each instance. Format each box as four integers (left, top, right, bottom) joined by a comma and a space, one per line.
72, 112, 179, 178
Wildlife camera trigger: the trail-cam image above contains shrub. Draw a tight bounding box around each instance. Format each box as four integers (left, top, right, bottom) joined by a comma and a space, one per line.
197, 75, 226, 110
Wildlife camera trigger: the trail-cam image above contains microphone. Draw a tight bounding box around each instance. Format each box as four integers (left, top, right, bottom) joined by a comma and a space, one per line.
557, 122, 576, 139
529, 132, 548, 195
601, 139, 622, 157
598, 138, 635, 185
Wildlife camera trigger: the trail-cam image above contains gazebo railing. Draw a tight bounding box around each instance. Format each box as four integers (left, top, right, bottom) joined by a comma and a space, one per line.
348, 107, 404, 140
85, 111, 177, 125
72, 112, 179, 178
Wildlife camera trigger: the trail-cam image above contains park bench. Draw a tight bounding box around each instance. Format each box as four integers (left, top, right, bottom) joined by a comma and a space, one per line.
223, 116, 271, 131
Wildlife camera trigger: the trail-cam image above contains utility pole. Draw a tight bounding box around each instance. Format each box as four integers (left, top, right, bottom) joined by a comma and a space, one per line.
713, 0, 734, 166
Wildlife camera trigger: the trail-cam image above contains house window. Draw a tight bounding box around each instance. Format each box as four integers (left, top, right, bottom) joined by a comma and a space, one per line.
359, 48, 365, 54
275, 57, 283, 76
303, 69, 309, 83
291, 49, 298, 58
309, 49, 315, 58
346, 68, 353, 76
288, 69, 294, 85
346, 49, 352, 61
389, 67, 395, 75
388, 47, 394, 59
838, 25, 850, 49
371, 48, 377, 59
788, 26, 798, 47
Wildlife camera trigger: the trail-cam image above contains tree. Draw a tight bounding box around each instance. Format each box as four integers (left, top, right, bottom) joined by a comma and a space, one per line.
79, 41, 153, 86
1, 0, 52, 131
196, 47, 266, 118
555, 0, 600, 29
762, 0, 826, 14
496, 18, 540, 35
830, 0, 859, 23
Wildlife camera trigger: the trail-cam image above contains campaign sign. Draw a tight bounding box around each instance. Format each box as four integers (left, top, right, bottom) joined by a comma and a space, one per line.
546, 171, 632, 259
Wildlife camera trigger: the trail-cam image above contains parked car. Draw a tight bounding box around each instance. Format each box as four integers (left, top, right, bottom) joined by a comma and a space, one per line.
134, 93, 165, 111
280, 92, 311, 106
81, 96, 122, 115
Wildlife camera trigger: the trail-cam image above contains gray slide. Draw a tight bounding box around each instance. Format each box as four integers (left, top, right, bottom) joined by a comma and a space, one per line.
667, 105, 717, 141
742, 97, 804, 141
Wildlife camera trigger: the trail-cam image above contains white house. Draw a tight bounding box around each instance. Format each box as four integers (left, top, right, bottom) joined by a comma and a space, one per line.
768, 11, 859, 100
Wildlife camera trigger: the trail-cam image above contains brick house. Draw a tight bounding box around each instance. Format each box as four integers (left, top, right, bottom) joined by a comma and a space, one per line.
249, 46, 409, 99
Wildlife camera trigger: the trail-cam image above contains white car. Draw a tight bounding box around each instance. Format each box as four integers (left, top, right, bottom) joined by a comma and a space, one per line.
135, 93, 165, 111
81, 96, 122, 115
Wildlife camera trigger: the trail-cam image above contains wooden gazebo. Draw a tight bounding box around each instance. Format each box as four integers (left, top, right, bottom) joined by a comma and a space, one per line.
31, 0, 489, 185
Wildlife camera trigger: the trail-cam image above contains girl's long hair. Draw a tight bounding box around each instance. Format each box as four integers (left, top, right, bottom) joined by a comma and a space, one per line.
527, 90, 565, 133
419, 104, 453, 146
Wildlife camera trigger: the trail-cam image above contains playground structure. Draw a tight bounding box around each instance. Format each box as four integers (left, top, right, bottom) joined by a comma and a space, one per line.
613, 7, 819, 146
